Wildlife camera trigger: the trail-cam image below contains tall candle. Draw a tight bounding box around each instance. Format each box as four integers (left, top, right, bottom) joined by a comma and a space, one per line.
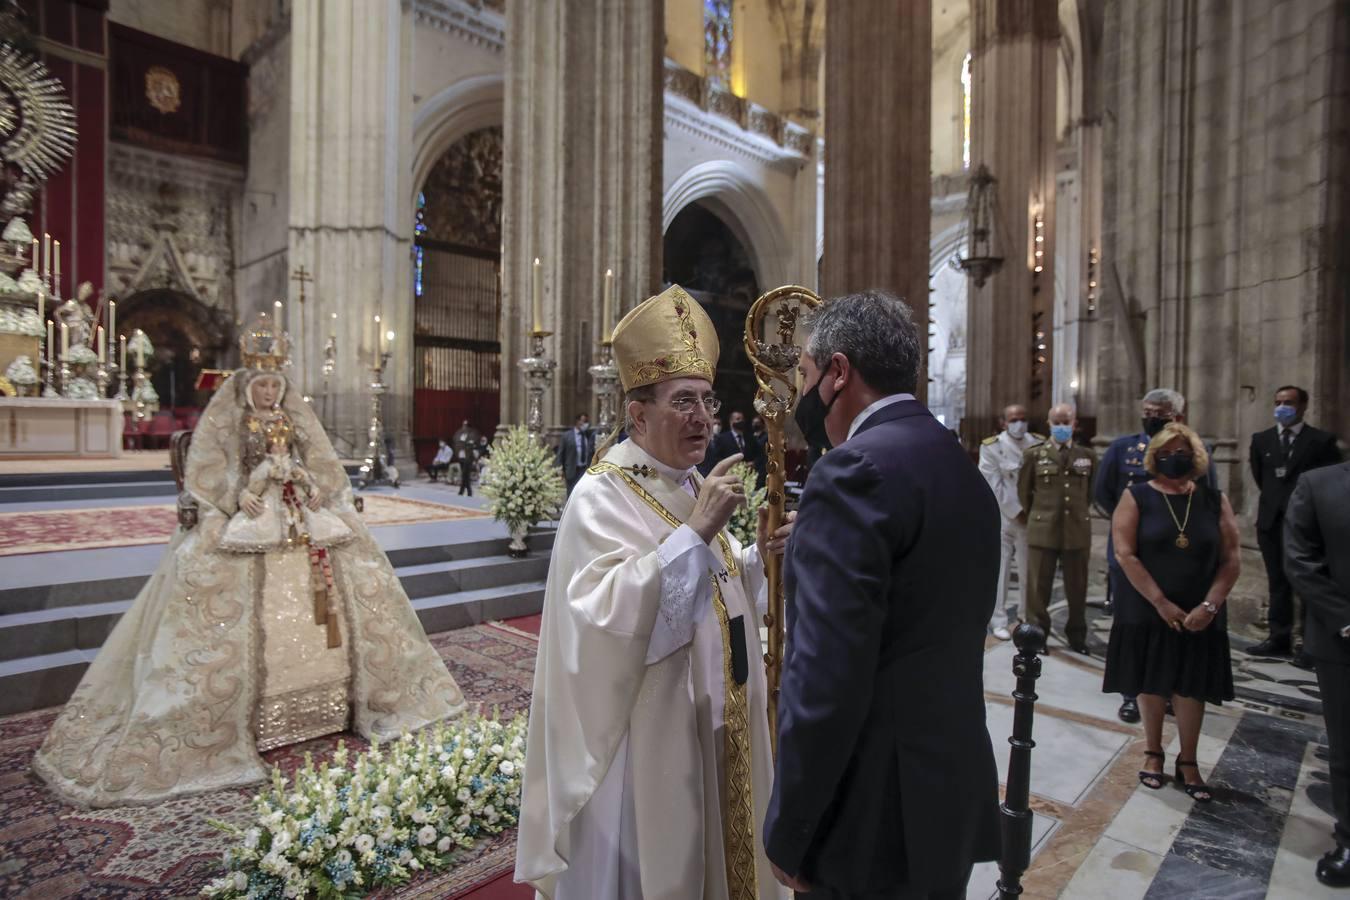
53, 239, 59, 295
60, 321, 68, 359
532, 257, 543, 334
374, 314, 383, 356
46, 319, 53, 369
134, 330, 145, 367
108, 300, 116, 344
36, 285, 43, 324
120, 334, 127, 372
30, 236, 37, 266
97, 325, 105, 362
602, 268, 614, 342
42, 233, 50, 280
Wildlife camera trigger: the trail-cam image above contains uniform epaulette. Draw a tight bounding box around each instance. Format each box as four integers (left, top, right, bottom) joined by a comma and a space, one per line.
981, 435, 998, 445
1030, 432, 1046, 441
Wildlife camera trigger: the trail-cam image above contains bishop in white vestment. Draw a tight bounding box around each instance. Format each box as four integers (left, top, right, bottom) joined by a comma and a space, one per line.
515, 286, 789, 900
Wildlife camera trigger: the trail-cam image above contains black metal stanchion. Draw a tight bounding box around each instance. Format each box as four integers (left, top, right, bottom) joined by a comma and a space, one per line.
997, 622, 1046, 899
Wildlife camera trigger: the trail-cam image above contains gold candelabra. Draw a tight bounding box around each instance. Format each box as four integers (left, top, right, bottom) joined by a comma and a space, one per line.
743, 284, 821, 755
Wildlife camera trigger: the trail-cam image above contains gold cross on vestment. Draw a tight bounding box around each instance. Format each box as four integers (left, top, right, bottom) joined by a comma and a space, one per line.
291, 265, 313, 304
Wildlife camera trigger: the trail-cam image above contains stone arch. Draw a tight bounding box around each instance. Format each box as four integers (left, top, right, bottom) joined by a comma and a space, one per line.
662, 160, 791, 289
411, 74, 505, 203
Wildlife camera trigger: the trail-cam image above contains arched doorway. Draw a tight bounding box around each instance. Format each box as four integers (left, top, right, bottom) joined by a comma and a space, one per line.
662, 201, 760, 419
412, 126, 503, 470
118, 289, 232, 412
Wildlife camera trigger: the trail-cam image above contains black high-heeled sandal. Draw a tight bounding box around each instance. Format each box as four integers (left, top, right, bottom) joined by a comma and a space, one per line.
1174, 759, 1212, 802
1138, 750, 1165, 790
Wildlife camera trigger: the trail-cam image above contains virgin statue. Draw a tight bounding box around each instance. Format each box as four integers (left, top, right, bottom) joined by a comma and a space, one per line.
33, 315, 465, 808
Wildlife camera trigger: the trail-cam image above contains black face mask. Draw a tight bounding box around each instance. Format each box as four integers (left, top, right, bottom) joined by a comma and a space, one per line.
794, 367, 838, 453
1142, 416, 1171, 437
1155, 452, 1194, 479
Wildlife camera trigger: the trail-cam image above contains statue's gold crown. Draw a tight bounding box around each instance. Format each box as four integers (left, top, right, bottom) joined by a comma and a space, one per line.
239, 311, 290, 372
611, 284, 719, 393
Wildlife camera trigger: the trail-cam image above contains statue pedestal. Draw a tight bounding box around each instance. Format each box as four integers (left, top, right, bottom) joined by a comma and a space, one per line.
0, 397, 124, 458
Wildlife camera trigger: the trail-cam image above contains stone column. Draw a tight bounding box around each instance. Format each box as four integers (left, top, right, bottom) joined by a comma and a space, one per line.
501, 0, 665, 431
963, 0, 1059, 442
1100, 0, 1350, 511
821, 2, 930, 400
286, 0, 414, 459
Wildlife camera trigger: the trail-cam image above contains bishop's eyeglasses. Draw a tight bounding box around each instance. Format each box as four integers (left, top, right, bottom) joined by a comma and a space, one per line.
666, 395, 722, 416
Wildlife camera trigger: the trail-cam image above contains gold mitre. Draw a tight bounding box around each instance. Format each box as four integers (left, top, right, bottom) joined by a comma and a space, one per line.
612, 284, 719, 393
239, 310, 291, 372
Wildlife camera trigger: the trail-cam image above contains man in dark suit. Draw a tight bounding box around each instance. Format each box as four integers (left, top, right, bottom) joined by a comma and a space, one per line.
1285, 461, 1350, 887
1248, 385, 1342, 660
766, 290, 1001, 899
705, 409, 763, 474
554, 413, 593, 496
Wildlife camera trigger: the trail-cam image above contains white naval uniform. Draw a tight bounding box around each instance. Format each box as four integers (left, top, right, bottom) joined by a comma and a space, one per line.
978, 429, 1044, 630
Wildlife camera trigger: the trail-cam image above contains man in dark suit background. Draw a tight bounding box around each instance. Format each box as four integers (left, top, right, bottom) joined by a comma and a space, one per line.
1248, 385, 1342, 661
765, 290, 1001, 899
699, 409, 763, 476
1285, 461, 1350, 887
554, 413, 593, 496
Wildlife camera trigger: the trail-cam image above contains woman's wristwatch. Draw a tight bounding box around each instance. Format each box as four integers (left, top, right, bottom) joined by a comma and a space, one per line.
1201, 600, 1219, 615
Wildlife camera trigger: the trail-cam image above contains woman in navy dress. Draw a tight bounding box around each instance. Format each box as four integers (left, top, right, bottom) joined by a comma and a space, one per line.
1103, 423, 1240, 802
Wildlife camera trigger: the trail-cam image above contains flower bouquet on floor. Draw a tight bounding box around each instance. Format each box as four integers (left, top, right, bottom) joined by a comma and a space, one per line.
202, 712, 527, 900
479, 425, 565, 557
726, 461, 767, 549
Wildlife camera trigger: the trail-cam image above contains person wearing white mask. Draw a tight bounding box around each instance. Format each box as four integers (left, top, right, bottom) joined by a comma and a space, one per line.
978, 404, 1044, 640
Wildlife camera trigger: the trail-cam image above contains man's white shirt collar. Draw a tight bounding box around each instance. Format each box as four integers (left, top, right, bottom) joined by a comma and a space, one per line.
847, 393, 915, 442
1278, 421, 1305, 438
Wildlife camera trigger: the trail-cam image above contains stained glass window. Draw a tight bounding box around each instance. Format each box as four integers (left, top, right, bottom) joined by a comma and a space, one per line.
704, 0, 733, 88
415, 191, 427, 298
961, 52, 973, 169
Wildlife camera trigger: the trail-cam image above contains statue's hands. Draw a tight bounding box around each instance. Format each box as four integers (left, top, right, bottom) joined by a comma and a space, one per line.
757, 506, 795, 561
240, 490, 264, 519
689, 454, 745, 544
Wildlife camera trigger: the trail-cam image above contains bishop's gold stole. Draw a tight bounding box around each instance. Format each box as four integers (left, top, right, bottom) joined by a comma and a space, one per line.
591, 462, 759, 900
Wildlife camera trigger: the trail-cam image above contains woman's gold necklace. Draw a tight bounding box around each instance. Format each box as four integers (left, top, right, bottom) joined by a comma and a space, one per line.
1162, 485, 1194, 549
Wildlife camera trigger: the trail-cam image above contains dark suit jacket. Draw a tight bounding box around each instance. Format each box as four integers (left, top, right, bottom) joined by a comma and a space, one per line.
698, 425, 763, 475
1250, 424, 1341, 531
766, 399, 1002, 893
554, 427, 593, 477
1284, 462, 1350, 664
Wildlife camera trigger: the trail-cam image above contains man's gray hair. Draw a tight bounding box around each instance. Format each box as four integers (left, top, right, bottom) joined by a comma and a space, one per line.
623, 384, 657, 432
804, 289, 921, 395
1142, 388, 1186, 415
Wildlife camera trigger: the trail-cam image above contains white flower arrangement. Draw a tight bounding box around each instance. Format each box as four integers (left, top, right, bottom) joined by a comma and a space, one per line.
5, 354, 37, 386
202, 712, 527, 900
0, 304, 43, 336
479, 426, 566, 537
727, 461, 767, 548
65, 343, 99, 365
65, 376, 99, 400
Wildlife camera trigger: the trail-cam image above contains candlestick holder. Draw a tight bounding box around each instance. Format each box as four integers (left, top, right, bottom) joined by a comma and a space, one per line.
319, 334, 337, 430
588, 340, 619, 435
131, 365, 150, 422
358, 350, 400, 489
95, 360, 109, 398
518, 330, 556, 443
40, 339, 58, 398
58, 354, 71, 398
111, 361, 129, 402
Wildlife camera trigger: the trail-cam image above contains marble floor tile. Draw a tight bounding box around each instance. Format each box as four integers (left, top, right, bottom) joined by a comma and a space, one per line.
1104, 783, 1195, 857
1060, 834, 1165, 900
1268, 741, 1343, 899
964, 812, 1057, 900
1143, 854, 1268, 899
984, 640, 1123, 724
985, 701, 1129, 806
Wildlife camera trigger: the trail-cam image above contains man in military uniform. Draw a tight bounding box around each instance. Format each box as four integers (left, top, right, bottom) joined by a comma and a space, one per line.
1094, 388, 1216, 721
979, 403, 1044, 640
1019, 403, 1096, 654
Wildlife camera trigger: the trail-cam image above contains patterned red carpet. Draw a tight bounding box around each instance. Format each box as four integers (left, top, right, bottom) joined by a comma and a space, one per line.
0, 622, 537, 899
0, 495, 487, 557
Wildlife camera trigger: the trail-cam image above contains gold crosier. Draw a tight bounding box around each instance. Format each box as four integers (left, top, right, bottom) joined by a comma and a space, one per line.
742, 285, 821, 754
587, 461, 759, 900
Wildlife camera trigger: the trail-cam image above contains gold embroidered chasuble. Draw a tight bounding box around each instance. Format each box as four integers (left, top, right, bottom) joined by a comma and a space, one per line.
515, 438, 785, 900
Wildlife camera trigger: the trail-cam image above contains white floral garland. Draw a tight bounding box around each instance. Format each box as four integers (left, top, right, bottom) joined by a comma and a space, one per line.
727, 461, 767, 548
201, 712, 527, 899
